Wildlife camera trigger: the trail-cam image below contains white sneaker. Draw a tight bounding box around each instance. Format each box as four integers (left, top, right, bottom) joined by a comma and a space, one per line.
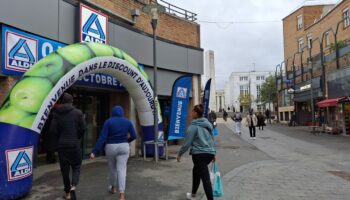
186, 192, 196, 200
250, 137, 253, 139
253, 137, 256, 140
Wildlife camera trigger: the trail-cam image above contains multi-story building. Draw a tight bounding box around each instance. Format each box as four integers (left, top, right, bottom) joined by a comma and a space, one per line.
224, 71, 273, 114
282, 0, 350, 134
215, 90, 225, 111
204, 50, 217, 111
0, 0, 203, 158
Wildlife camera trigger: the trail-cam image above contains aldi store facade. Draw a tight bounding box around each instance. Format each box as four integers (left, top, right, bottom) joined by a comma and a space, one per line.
0, 0, 203, 159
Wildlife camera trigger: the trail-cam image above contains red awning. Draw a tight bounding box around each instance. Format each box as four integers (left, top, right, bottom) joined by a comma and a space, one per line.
316, 97, 345, 108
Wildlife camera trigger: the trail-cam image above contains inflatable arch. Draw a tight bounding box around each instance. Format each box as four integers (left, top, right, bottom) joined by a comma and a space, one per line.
0, 42, 163, 199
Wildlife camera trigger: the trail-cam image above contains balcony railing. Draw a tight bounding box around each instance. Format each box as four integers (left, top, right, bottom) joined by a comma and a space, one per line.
153, 0, 197, 22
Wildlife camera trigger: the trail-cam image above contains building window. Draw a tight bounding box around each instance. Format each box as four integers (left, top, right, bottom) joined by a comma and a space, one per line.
257, 85, 261, 99
240, 85, 249, 95
307, 33, 312, 49
297, 15, 303, 30
325, 31, 330, 47
261, 76, 265, 80
240, 76, 248, 81
344, 8, 350, 28
298, 38, 304, 52
256, 76, 260, 80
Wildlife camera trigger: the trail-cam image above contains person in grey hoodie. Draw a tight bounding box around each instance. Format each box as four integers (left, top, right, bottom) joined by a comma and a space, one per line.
177, 104, 216, 200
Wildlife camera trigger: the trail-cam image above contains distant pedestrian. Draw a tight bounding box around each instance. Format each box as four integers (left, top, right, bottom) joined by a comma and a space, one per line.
50, 93, 86, 200
265, 109, 271, 124
223, 109, 228, 121
289, 112, 297, 126
257, 112, 266, 130
232, 112, 243, 135
208, 110, 217, 126
246, 109, 258, 139
177, 104, 216, 200
90, 106, 136, 200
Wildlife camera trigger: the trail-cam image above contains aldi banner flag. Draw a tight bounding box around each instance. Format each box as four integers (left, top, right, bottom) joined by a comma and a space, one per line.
203, 78, 212, 118
168, 75, 193, 140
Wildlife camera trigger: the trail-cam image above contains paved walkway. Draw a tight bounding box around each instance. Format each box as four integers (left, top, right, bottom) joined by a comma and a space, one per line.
24, 122, 269, 200
216, 119, 350, 200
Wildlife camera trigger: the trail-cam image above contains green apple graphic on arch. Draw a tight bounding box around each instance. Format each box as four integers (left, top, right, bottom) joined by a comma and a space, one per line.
24, 53, 65, 84
0, 104, 29, 125
0, 42, 158, 131
10, 77, 53, 113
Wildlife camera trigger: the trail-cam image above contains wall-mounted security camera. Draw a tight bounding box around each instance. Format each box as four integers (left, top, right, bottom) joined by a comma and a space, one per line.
131, 9, 140, 24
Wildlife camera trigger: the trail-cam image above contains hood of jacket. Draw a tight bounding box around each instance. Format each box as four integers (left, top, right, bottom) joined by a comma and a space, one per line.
191, 117, 213, 131
56, 103, 74, 114
112, 106, 124, 117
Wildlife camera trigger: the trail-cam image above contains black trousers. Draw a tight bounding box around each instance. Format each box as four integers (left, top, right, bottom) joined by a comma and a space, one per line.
249, 126, 256, 137
58, 147, 82, 193
192, 153, 215, 200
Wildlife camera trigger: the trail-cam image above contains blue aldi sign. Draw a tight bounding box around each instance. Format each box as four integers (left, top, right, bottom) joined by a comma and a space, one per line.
1, 25, 125, 90
168, 76, 193, 140
5, 146, 33, 181
1, 25, 64, 75
80, 4, 108, 44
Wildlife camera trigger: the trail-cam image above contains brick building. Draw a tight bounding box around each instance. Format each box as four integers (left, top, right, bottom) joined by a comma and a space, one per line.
282, 0, 350, 134
0, 0, 203, 158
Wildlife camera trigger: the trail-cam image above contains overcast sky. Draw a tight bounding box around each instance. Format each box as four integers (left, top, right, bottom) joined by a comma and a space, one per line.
166, 0, 339, 89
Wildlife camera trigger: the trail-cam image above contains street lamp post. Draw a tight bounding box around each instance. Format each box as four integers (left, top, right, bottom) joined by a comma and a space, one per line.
275, 64, 282, 122
143, 3, 165, 163
308, 41, 315, 126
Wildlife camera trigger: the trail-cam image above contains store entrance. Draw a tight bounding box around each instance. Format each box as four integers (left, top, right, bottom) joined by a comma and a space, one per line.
70, 89, 110, 157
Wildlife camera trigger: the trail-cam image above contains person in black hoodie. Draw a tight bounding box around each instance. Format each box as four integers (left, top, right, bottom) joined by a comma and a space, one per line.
50, 93, 85, 200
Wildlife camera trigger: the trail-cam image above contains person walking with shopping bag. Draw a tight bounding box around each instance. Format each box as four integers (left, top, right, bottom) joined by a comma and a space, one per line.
246, 109, 258, 139
90, 106, 136, 200
177, 104, 216, 200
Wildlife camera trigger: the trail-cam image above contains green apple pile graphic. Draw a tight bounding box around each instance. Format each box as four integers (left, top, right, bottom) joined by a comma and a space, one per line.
0, 42, 150, 130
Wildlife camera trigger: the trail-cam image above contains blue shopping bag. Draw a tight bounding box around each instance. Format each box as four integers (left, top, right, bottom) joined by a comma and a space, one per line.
213, 127, 219, 136
211, 161, 224, 197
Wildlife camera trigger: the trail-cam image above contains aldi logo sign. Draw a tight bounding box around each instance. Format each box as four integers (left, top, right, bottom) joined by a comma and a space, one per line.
1, 25, 65, 75
5, 146, 33, 181
80, 4, 108, 43
176, 87, 187, 99
5, 32, 38, 72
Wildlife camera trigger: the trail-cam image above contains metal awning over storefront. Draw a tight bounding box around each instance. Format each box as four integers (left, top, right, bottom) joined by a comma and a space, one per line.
316, 97, 345, 107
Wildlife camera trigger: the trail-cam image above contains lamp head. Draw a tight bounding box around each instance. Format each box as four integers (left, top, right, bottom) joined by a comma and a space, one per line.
143, 4, 165, 20
287, 88, 295, 94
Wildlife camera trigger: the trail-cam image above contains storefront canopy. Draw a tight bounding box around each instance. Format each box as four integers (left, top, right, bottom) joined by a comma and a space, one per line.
316, 97, 345, 107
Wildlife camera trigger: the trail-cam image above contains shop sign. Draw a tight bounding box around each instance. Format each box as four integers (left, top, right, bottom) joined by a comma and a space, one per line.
79, 4, 108, 44
75, 73, 125, 90
5, 146, 33, 181
300, 84, 311, 91
1, 25, 64, 75
1, 25, 123, 90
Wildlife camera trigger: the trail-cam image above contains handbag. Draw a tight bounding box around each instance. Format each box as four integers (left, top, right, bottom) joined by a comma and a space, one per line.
211, 161, 224, 197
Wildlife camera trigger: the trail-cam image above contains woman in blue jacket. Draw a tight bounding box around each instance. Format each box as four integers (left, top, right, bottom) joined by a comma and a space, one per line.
177, 104, 216, 200
90, 106, 136, 200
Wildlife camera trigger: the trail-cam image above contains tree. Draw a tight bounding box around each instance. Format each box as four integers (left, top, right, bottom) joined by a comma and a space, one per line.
239, 93, 253, 112
258, 75, 277, 105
